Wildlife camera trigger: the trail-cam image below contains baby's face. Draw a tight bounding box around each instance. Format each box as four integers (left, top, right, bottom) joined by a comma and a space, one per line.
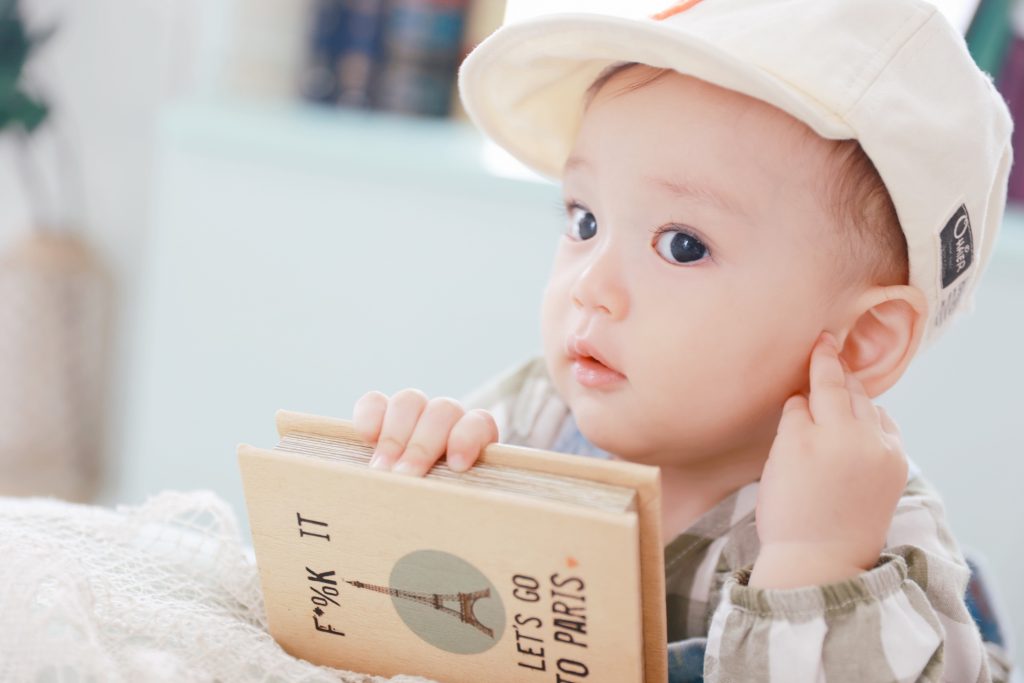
541, 66, 853, 466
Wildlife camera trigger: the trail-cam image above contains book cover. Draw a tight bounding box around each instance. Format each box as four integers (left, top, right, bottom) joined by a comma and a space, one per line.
997, 31, 1024, 202
966, 0, 1013, 79
371, 0, 470, 116
238, 410, 667, 682
302, 0, 388, 108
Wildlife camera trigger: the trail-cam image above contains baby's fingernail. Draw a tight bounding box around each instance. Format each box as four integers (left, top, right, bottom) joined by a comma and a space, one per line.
821, 331, 838, 350
369, 452, 389, 469
391, 461, 417, 476
447, 454, 465, 471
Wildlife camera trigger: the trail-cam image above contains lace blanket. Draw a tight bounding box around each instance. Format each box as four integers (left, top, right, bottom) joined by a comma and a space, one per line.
0, 491, 436, 683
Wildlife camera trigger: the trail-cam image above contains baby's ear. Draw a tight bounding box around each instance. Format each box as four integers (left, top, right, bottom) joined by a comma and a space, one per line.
837, 285, 928, 398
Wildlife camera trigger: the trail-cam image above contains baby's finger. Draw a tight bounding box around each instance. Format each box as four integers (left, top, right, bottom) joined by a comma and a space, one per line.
352, 390, 389, 445
391, 398, 466, 477
842, 362, 876, 422
369, 388, 428, 470
808, 332, 853, 423
446, 409, 500, 472
777, 394, 812, 433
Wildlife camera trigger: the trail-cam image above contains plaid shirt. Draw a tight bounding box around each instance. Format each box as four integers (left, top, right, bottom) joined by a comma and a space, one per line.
460, 355, 1015, 682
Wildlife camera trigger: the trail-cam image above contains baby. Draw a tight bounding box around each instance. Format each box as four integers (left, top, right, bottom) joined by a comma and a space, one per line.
352, 0, 1014, 680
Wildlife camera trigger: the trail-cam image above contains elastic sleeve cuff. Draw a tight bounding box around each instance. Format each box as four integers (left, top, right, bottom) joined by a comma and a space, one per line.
724, 552, 909, 619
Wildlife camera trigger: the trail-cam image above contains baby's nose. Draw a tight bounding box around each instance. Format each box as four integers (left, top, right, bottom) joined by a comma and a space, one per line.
569, 249, 629, 320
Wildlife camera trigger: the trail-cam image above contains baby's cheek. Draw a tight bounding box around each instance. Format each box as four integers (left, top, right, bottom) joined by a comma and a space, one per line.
539, 290, 566, 345
638, 347, 763, 419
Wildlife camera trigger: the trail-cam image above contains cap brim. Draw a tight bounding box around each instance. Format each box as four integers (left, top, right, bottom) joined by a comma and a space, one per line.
458, 12, 855, 182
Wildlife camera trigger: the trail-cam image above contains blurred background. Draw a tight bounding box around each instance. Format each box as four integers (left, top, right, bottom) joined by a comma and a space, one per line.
0, 0, 1021, 659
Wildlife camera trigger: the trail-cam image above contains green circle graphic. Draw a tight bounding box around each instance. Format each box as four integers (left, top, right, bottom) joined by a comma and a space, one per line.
388, 549, 505, 654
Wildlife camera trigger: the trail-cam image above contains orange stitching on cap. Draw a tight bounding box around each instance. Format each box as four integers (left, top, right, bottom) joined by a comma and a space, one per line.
650, 0, 707, 21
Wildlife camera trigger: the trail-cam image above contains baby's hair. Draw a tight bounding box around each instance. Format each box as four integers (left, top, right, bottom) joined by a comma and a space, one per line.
583, 62, 909, 292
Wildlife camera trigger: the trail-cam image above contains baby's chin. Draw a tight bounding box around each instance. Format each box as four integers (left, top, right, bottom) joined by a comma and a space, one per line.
572, 411, 725, 470
566, 397, 651, 460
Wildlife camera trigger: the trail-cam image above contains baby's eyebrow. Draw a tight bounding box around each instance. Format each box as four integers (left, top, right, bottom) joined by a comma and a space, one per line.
645, 174, 748, 218
564, 155, 590, 174
564, 155, 747, 218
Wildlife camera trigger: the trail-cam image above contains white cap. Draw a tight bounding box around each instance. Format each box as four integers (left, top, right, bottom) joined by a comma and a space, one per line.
457, 0, 1014, 351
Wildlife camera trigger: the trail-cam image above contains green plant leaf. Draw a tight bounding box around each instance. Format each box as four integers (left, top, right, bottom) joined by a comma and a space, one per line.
0, 88, 46, 131
0, 0, 52, 134
0, 12, 31, 69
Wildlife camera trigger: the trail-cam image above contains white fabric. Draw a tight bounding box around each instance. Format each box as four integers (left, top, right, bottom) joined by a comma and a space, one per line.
0, 491, 436, 683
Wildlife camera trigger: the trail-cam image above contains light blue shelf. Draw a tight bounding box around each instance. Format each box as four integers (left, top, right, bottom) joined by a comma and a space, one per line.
157, 97, 558, 202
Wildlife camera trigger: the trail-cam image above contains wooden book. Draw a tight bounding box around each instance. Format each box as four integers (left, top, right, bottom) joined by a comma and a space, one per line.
238, 409, 667, 683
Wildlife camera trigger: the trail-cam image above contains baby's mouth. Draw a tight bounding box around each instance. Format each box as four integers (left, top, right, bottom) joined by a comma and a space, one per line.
578, 355, 610, 370
580, 351, 625, 377
566, 336, 625, 377
570, 355, 627, 387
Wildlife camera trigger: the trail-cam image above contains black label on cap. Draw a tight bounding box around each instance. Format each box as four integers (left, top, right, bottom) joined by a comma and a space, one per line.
940, 204, 973, 288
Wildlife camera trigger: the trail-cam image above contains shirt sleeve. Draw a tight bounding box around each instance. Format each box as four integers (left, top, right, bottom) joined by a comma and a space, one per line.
703, 476, 1013, 683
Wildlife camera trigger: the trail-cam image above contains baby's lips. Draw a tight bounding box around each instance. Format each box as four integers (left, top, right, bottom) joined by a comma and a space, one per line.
567, 334, 624, 375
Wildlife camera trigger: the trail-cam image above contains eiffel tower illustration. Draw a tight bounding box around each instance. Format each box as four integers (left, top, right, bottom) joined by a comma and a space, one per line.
346, 579, 495, 638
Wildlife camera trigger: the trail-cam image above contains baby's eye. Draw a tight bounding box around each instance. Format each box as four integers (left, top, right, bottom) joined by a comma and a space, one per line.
567, 204, 598, 241
653, 228, 709, 264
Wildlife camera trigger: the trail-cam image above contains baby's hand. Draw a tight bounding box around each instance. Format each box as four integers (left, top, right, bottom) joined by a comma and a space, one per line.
749, 332, 908, 589
351, 389, 499, 477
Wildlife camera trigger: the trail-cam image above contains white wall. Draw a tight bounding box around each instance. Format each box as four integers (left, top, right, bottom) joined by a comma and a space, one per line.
0, 0, 241, 508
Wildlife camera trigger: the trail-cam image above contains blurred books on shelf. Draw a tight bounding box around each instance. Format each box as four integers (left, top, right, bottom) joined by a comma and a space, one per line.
947, 0, 1024, 206
374, 0, 471, 117
996, 0, 1024, 204
303, 0, 387, 109
967, 0, 1014, 78
301, 0, 505, 118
